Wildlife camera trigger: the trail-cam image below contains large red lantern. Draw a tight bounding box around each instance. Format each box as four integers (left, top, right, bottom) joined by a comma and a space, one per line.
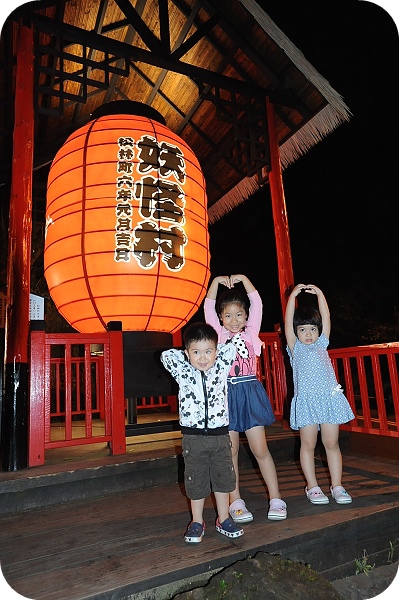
44, 102, 210, 333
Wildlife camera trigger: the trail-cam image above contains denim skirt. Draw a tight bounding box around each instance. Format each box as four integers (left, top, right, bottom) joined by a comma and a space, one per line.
227, 375, 275, 432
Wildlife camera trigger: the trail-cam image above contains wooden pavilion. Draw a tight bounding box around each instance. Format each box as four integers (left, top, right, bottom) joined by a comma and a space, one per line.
0, 0, 351, 469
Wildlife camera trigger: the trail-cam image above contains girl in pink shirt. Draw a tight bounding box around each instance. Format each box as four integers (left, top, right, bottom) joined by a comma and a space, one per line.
205, 274, 287, 522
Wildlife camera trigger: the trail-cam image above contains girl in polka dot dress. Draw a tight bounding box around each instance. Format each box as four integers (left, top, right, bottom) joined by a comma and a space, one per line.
205, 274, 287, 522
285, 284, 355, 506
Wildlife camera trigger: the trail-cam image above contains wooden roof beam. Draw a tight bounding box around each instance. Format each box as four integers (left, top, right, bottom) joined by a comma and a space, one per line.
32, 13, 299, 108
114, 0, 170, 54
72, 0, 110, 124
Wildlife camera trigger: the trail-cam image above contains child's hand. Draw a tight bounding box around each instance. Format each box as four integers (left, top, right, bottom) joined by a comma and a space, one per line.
228, 274, 256, 294
229, 274, 245, 286
302, 284, 321, 295
215, 275, 231, 288
292, 283, 307, 297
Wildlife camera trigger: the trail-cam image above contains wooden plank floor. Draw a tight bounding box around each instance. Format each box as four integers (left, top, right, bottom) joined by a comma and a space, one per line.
1, 448, 398, 600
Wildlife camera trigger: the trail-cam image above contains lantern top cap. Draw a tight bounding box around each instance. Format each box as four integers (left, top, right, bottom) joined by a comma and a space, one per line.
90, 101, 166, 125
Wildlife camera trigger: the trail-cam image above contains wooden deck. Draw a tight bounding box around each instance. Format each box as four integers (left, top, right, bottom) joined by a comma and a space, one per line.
0, 425, 398, 600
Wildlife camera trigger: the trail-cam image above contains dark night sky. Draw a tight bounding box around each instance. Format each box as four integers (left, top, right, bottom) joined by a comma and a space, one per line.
1, 1, 398, 345
209, 1, 399, 343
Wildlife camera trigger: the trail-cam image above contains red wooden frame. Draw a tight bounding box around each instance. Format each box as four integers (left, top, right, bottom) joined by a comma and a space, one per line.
29, 330, 126, 466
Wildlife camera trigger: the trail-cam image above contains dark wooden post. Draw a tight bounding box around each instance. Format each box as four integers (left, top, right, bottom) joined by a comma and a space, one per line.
1, 20, 34, 471
266, 98, 295, 316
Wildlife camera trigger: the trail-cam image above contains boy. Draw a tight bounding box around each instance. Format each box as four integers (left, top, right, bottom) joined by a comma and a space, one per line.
161, 322, 244, 542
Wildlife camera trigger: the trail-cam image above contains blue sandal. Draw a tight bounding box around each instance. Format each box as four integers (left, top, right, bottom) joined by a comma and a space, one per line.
184, 521, 205, 543
216, 517, 244, 538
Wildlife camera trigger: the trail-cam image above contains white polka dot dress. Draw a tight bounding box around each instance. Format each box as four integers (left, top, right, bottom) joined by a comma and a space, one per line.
286, 334, 355, 430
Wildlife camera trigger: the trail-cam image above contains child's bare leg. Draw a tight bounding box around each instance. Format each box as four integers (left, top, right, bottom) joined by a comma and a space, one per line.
320, 423, 342, 488
190, 498, 205, 524
246, 426, 280, 499
299, 424, 319, 488
228, 430, 241, 503
214, 491, 230, 523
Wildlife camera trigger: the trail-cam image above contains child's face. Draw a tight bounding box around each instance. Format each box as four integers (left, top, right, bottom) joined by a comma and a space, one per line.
185, 339, 218, 371
220, 302, 247, 334
296, 324, 320, 345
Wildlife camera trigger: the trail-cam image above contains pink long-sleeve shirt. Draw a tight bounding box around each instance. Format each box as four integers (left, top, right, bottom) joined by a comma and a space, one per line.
204, 290, 264, 377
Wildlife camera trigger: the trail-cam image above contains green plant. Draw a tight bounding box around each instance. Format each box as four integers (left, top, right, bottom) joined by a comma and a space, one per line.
388, 539, 399, 563
355, 549, 375, 576
219, 579, 227, 592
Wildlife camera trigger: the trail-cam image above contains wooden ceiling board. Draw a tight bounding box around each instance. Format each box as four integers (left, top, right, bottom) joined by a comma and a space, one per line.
0, 0, 351, 219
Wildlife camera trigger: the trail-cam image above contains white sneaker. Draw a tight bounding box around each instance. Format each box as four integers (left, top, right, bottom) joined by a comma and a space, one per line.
331, 485, 352, 504
229, 498, 253, 523
268, 498, 287, 520
305, 486, 329, 504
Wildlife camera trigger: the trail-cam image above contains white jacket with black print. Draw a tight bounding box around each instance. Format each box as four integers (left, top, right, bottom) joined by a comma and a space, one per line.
160, 343, 236, 434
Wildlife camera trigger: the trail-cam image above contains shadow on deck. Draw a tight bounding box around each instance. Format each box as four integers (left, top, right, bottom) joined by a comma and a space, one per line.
0, 423, 398, 600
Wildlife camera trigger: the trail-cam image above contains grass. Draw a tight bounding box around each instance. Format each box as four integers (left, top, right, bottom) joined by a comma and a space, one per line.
354, 540, 399, 576
355, 550, 375, 576
388, 539, 399, 563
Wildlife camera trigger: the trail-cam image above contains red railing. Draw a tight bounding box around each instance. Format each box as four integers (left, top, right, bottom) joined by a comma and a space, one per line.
49, 356, 104, 418
259, 336, 399, 438
29, 330, 126, 466
136, 396, 170, 410
329, 342, 399, 437
258, 332, 287, 419
28, 332, 399, 466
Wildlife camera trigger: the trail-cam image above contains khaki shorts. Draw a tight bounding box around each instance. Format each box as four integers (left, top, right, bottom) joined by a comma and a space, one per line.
182, 434, 236, 500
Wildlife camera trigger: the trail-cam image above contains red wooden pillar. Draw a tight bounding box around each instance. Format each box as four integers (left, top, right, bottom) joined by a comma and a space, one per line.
28, 331, 46, 467
1, 20, 34, 471
108, 330, 126, 455
266, 98, 295, 317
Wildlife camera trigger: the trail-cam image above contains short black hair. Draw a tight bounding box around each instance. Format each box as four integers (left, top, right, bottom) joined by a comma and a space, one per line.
293, 306, 323, 336
183, 322, 218, 349
216, 288, 250, 320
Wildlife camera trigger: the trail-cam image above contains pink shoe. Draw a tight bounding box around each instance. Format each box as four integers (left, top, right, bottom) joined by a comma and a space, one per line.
305, 486, 329, 504
268, 498, 287, 520
229, 499, 253, 523
331, 485, 352, 504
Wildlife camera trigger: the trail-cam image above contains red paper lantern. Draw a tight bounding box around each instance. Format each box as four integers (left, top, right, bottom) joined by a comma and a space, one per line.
44, 103, 210, 333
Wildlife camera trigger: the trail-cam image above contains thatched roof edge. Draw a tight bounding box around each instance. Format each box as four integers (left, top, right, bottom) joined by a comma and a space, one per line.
280, 104, 350, 167
208, 1, 352, 223
238, 0, 352, 122
208, 176, 260, 224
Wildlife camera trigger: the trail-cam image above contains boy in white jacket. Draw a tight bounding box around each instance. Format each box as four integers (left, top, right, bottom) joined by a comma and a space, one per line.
161, 322, 244, 543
